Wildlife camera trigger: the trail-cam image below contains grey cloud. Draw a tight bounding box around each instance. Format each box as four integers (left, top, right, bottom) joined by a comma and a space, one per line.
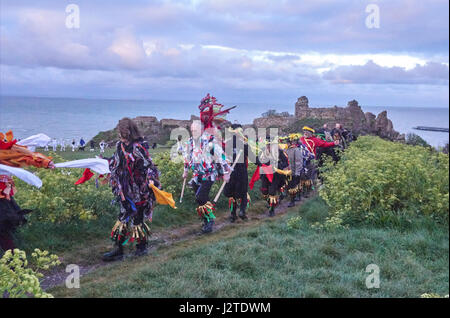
323, 60, 449, 85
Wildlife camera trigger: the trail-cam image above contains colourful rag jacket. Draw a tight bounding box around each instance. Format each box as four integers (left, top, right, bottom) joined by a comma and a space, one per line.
109, 138, 160, 223
179, 132, 231, 183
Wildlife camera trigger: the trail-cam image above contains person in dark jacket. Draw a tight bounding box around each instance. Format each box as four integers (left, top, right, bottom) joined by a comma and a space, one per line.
79, 138, 86, 151
223, 124, 255, 222
0, 175, 32, 253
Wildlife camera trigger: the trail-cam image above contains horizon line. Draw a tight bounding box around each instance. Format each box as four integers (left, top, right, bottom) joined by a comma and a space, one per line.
0, 94, 449, 110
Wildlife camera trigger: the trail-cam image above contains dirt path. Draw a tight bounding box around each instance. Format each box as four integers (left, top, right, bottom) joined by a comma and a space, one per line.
40, 193, 316, 291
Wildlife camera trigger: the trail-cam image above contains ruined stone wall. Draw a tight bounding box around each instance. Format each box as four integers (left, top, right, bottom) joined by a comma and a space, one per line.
92, 96, 405, 145
254, 97, 405, 141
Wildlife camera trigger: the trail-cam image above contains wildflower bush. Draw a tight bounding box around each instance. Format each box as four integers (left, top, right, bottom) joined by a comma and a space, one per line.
287, 216, 302, 230
0, 249, 60, 298
319, 136, 449, 226
14, 166, 115, 224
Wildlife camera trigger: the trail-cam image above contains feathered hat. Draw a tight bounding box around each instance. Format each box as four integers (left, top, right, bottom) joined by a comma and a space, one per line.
198, 94, 236, 129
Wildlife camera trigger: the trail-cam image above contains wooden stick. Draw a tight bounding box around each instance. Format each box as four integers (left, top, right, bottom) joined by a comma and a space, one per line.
179, 177, 187, 203
214, 150, 243, 203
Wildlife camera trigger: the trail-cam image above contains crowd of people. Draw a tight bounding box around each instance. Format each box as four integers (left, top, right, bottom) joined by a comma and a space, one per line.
42, 138, 109, 153
1, 94, 355, 262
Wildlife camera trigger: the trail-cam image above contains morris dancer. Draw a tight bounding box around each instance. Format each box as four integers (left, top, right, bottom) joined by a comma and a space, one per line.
285, 134, 303, 207
252, 137, 289, 217
179, 94, 232, 234
223, 123, 254, 222
0, 130, 54, 252
0, 175, 31, 253
102, 118, 161, 261
300, 126, 338, 194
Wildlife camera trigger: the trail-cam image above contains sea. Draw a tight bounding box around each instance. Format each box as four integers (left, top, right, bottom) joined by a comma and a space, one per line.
0, 96, 448, 148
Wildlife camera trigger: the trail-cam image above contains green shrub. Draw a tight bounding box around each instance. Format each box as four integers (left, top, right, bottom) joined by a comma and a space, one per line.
406, 133, 431, 148
319, 136, 449, 226
0, 249, 60, 298
14, 165, 115, 224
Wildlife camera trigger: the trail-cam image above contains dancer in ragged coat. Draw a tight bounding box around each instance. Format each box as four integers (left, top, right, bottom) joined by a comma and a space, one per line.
102, 118, 161, 261
179, 94, 233, 234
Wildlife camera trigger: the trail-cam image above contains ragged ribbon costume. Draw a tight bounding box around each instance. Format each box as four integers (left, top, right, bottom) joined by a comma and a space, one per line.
57, 147, 177, 248
178, 94, 233, 233
107, 139, 161, 246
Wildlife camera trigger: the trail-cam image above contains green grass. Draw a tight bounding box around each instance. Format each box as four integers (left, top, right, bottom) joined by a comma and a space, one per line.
7, 147, 449, 298
51, 197, 449, 298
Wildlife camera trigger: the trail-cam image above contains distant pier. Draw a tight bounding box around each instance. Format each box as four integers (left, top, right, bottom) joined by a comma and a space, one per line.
413, 126, 449, 133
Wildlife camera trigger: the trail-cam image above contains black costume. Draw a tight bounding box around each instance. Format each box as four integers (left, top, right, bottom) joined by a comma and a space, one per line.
0, 198, 31, 253
223, 125, 254, 222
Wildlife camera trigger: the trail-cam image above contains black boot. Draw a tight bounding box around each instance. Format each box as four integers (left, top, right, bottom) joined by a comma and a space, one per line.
238, 196, 248, 220
269, 206, 275, 217
102, 243, 124, 262
239, 208, 248, 220
229, 201, 237, 223
135, 240, 148, 257
288, 196, 295, 207
202, 219, 214, 234
201, 217, 208, 232
295, 192, 302, 202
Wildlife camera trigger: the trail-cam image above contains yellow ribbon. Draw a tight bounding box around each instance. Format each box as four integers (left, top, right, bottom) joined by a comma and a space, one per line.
150, 183, 177, 209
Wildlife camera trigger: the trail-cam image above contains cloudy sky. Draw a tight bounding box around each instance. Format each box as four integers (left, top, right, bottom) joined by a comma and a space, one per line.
0, 0, 448, 107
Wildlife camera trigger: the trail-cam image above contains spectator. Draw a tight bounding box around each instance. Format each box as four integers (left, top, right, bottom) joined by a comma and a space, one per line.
60, 138, 66, 151
52, 138, 58, 152
99, 140, 106, 154
79, 138, 86, 151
